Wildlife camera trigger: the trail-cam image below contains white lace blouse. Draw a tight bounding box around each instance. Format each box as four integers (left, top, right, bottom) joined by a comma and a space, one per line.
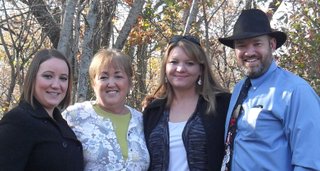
62, 101, 150, 171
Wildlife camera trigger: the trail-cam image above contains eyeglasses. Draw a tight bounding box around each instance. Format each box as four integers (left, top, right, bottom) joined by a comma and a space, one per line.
169, 35, 201, 46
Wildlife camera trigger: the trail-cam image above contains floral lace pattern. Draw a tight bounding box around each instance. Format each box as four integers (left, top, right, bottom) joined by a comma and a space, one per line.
62, 101, 150, 171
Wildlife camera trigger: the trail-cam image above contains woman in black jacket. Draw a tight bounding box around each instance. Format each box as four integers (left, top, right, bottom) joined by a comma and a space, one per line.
0, 49, 84, 171
142, 35, 231, 171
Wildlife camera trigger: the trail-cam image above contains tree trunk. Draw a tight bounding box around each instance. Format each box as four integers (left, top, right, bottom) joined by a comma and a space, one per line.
97, 0, 116, 48
76, 0, 100, 102
57, 0, 78, 59
183, 0, 199, 35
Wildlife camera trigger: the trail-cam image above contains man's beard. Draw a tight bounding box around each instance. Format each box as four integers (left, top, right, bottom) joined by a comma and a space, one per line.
240, 61, 266, 79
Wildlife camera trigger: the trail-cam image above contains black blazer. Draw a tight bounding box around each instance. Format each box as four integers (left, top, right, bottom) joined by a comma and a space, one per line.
0, 100, 84, 171
143, 92, 231, 171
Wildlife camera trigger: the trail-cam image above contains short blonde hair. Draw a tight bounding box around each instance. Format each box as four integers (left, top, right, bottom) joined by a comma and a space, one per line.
89, 48, 133, 87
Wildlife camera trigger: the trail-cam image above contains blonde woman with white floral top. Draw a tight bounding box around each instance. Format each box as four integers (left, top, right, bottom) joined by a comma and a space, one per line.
62, 48, 150, 171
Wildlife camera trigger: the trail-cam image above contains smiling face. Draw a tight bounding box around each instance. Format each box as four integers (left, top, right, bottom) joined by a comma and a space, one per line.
34, 58, 69, 113
166, 46, 201, 91
234, 35, 276, 78
92, 63, 131, 112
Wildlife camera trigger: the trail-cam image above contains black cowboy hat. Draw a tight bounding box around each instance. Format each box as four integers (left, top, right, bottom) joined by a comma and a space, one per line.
218, 9, 287, 49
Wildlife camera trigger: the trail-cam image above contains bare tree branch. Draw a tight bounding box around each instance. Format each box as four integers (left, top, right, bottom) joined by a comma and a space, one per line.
114, 0, 145, 49
21, 0, 61, 47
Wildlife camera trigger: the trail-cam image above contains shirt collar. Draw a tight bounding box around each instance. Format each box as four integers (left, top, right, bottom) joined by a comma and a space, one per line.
250, 60, 277, 88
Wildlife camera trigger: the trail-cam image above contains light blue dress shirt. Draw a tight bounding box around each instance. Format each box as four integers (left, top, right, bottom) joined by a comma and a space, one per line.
225, 61, 320, 171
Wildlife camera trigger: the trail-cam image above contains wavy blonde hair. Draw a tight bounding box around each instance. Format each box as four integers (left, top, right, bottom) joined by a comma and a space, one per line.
147, 36, 227, 114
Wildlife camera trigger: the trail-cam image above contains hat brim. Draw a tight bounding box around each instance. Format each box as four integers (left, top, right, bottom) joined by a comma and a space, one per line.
219, 31, 287, 49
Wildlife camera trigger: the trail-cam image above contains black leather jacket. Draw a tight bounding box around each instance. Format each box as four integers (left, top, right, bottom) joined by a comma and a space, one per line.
143, 93, 231, 171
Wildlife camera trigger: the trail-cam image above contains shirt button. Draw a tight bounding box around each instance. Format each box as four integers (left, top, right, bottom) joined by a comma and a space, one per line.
62, 142, 68, 148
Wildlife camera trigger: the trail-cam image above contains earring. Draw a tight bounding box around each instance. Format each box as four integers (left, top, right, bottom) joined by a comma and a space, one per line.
165, 76, 168, 83
129, 88, 132, 95
197, 77, 202, 85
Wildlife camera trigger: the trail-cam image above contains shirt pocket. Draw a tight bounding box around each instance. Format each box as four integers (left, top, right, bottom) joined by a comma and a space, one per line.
238, 107, 282, 140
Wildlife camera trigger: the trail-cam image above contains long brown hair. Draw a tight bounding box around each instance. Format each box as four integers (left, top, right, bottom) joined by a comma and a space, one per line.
21, 49, 72, 110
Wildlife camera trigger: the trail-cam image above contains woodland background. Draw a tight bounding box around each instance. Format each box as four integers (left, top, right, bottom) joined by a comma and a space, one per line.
0, 0, 319, 118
